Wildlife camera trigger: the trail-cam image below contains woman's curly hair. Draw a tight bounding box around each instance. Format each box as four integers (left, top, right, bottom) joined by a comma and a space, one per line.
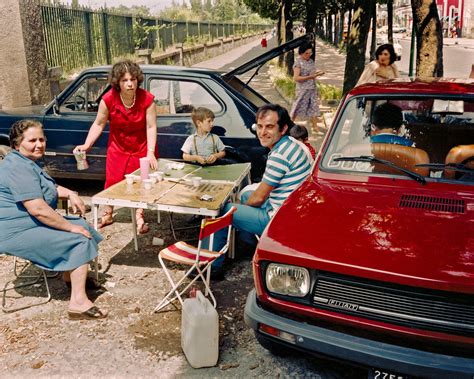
109, 60, 144, 91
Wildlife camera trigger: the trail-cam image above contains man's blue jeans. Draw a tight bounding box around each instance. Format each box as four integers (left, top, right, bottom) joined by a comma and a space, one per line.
203, 190, 271, 269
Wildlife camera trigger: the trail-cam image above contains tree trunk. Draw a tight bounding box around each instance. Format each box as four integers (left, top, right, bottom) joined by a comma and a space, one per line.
343, 0, 375, 94
387, 0, 393, 44
283, 0, 294, 75
305, 0, 317, 36
370, 3, 377, 60
411, 0, 443, 77
277, 2, 284, 66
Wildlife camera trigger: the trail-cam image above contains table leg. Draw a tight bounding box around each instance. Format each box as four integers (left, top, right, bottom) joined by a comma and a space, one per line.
131, 209, 138, 251
93, 204, 99, 281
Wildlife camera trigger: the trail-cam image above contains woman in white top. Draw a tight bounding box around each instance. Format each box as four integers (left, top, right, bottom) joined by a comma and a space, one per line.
356, 44, 399, 86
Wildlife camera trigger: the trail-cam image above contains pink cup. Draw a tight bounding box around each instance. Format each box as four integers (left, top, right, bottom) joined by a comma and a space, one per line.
139, 157, 150, 180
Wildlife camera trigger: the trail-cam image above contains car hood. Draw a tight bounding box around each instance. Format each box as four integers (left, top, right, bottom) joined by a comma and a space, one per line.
222, 33, 314, 80
0, 105, 45, 115
258, 178, 474, 293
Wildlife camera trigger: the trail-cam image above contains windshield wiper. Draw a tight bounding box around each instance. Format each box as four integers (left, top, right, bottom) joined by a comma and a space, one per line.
334, 155, 427, 185
416, 163, 474, 174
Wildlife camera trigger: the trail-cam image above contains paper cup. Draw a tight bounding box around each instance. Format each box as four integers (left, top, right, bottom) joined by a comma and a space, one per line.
142, 179, 153, 190
148, 174, 157, 184
192, 176, 202, 187
156, 171, 164, 181
125, 174, 135, 185
74, 150, 89, 170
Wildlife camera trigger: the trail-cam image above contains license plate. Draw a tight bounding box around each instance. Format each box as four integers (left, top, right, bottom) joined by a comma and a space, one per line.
368, 368, 409, 379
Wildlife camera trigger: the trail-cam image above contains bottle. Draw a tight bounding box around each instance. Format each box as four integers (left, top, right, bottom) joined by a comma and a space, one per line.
181, 290, 219, 368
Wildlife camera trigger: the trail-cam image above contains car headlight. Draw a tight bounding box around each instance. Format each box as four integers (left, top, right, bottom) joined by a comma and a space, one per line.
265, 263, 310, 297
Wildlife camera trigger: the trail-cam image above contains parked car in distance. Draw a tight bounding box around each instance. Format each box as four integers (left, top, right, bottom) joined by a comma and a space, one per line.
245, 78, 474, 379
0, 34, 313, 182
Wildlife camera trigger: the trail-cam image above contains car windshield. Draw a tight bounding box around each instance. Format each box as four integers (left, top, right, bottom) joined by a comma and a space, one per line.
321, 95, 474, 183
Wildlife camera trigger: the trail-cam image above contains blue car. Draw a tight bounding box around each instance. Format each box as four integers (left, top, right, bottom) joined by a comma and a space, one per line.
0, 34, 312, 182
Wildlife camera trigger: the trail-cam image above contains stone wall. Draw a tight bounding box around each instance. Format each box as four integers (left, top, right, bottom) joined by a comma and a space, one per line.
0, 0, 31, 109
0, 0, 50, 109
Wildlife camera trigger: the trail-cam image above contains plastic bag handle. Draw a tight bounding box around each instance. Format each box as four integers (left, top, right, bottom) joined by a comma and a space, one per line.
196, 290, 207, 310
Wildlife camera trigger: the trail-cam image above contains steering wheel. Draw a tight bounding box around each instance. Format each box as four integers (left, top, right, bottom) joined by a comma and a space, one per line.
74, 95, 86, 111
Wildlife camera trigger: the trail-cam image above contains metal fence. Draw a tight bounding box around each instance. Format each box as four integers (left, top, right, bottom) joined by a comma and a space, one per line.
40, 4, 268, 73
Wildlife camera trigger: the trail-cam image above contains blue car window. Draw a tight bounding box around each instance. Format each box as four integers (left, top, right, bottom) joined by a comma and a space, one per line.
148, 78, 221, 115
60, 76, 109, 113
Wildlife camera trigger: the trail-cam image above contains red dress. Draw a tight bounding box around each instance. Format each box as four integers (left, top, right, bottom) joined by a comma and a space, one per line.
102, 87, 156, 188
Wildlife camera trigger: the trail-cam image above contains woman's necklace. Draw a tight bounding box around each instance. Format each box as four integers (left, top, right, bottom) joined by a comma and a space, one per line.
120, 93, 136, 110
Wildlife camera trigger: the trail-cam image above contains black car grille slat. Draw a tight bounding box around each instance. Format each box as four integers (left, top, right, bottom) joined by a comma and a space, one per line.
316, 282, 474, 322
313, 275, 474, 336
399, 194, 465, 213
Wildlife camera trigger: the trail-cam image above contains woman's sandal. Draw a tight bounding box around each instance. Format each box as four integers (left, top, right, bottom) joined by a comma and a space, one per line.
136, 211, 150, 234
68, 306, 108, 320
98, 210, 114, 229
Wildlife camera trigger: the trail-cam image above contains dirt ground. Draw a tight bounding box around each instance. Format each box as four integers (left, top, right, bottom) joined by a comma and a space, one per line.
0, 179, 359, 378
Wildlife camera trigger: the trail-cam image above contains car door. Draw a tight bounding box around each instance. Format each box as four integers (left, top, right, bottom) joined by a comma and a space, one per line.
41, 73, 110, 179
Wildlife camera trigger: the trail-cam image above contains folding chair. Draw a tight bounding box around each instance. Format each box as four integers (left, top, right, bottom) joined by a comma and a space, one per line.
154, 206, 237, 313
2, 256, 57, 313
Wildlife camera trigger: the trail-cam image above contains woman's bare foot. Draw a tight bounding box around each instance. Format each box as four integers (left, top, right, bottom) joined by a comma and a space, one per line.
98, 210, 114, 229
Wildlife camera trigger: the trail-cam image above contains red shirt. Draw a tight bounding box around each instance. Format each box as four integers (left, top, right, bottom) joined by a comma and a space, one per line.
102, 87, 156, 188
304, 141, 316, 159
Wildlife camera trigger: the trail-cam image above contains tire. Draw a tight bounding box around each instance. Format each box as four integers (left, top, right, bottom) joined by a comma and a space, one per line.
254, 331, 295, 357
0, 145, 12, 161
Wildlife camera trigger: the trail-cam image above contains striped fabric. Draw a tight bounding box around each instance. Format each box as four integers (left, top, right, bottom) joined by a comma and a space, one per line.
159, 241, 222, 266
262, 135, 312, 217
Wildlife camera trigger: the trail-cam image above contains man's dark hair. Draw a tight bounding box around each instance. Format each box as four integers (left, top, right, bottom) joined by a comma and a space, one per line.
375, 44, 397, 65
372, 103, 403, 131
256, 104, 294, 135
298, 42, 313, 55
289, 124, 308, 141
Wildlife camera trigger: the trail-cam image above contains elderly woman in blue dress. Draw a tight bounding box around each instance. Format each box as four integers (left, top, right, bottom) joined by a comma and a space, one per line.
290, 43, 325, 135
0, 120, 106, 320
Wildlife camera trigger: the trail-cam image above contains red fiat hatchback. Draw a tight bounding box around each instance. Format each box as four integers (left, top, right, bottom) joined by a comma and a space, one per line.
245, 79, 474, 378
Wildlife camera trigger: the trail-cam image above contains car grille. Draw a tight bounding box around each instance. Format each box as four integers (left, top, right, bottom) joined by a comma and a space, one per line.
312, 273, 474, 337
399, 194, 465, 213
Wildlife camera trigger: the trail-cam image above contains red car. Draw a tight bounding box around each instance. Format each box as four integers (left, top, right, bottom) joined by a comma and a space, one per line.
245, 79, 474, 378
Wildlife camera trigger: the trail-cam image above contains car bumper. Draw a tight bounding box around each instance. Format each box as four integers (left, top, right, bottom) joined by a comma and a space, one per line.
244, 289, 474, 379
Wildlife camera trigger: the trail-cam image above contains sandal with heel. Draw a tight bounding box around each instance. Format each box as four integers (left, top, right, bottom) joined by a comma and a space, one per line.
136, 211, 149, 234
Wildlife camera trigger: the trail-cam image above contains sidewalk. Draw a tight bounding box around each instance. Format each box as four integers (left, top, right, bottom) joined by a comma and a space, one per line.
194, 36, 345, 146
443, 37, 474, 49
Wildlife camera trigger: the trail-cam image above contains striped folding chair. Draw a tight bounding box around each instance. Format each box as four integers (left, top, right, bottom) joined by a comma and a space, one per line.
154, 206, 237, 313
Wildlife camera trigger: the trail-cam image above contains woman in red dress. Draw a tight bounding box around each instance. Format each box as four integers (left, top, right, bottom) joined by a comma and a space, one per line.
75, 60, 158, 234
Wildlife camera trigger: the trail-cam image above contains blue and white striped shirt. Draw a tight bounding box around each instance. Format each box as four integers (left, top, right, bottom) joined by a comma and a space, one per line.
262, 136, 312, 217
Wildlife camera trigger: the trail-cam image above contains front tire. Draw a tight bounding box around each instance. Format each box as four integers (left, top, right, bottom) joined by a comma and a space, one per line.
0, 145, 12, 161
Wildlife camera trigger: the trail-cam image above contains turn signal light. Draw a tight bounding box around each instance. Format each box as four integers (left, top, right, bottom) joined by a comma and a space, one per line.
258, 323, 296, 344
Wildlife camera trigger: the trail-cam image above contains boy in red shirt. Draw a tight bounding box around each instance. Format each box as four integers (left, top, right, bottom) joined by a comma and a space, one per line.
290, 124, 316, 159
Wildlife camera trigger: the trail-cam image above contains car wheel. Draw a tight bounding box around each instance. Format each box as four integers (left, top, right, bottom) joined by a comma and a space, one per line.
254, 331, 294, 356
0, 145, 12, 161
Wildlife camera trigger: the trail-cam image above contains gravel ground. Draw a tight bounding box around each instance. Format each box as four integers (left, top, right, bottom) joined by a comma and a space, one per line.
0, 180, 362, 378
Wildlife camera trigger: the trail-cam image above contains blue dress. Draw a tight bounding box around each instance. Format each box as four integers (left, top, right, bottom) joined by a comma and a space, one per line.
0, 151, 102, 271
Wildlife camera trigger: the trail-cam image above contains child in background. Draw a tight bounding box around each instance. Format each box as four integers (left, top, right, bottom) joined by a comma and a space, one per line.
290, 124, 316, 159
181, 107, 226, 165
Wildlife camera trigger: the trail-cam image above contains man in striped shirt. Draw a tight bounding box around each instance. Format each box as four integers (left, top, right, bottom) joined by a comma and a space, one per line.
209, 104, 312, 275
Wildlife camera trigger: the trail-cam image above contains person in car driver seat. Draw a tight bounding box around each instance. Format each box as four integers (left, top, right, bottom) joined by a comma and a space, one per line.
370, 103, 413, 147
